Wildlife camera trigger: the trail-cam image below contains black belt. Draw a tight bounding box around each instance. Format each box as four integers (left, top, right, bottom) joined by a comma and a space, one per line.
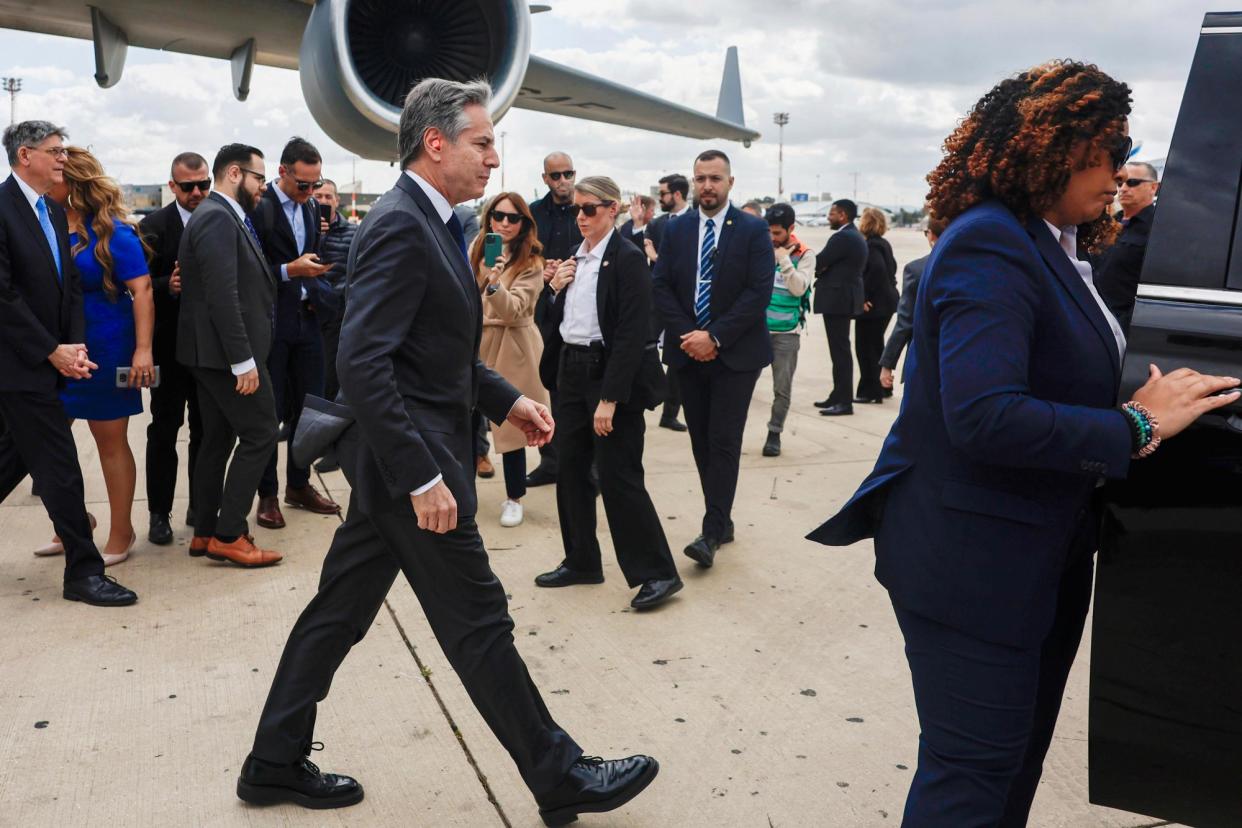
563, 341, 603, 354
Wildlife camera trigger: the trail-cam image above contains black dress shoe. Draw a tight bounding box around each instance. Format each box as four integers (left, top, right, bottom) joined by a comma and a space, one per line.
63, 574, 137, 606
237, 754, 363, 810
853, 395, 884, 404
820, 403, 854, 416
535, 565, 605, 588
659, 416, 688, 432
631, 577, 683, 610
526, 465, 557, 487
683, 535, 721, 568
722, 522, 735, 544
148, 512, 174, 546
762, 431, 781, 457
882, 387, 894, 398
813, 398, 835, 409
537, 755, 659, 827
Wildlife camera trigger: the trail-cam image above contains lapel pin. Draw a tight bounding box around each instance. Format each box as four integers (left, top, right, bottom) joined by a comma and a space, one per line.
726, 219, 733, 225
603, 260, 610, 267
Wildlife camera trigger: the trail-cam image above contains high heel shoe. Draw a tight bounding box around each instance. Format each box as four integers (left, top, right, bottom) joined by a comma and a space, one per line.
101, 533, 136, 567
33, 512, 97, 557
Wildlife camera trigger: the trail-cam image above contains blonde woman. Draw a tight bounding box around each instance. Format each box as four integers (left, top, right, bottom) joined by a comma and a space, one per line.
40, 146, 153, 565
469, 191, 548, 527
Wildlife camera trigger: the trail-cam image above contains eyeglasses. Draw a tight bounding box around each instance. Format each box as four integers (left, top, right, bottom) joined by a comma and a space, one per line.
546, 170, 575, 181
1122, 177, 1156, 188
237, 166, 267, 182
289, 176, 325, 192
491, 210, 524, 225
175, 179, 212, 193
1108, 135, 1133, 172
569, 201, 613, 218
29, 146, 68, 159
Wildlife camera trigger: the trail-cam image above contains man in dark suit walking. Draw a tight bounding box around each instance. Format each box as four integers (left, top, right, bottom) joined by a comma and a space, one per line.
812, 199, 868, 416
653, 149, 775, 568
177, 143, 282, 568
140, 151, 209, 545
241, 79, 658, 824
644, 173, 691, 431
0, 120, 136, 606
249, 137, 340, 529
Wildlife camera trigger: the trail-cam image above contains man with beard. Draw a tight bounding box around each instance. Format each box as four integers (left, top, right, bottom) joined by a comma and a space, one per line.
176, 143, 282, 568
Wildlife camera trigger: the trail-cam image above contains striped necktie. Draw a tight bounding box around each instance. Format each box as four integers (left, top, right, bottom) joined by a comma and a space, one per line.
695, 217, 716, 328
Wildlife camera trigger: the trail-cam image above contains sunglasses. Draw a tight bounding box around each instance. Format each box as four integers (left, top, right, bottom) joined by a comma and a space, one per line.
1108, 135, 1133, 172
175, 179, 211, 193
569, 201, 613, 218
547, 170, 575, 181
289, 176, 324, 192
491, 210, 524, 225
1122, 177, 1156, 188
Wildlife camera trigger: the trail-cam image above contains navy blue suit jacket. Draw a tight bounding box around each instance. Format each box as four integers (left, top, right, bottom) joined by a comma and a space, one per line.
651, 204, 775, 372
249, 185, 339, 336
808, 200, 1133, 648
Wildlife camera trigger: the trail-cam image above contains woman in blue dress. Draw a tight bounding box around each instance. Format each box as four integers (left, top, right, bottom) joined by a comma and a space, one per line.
41, 146, 154, 566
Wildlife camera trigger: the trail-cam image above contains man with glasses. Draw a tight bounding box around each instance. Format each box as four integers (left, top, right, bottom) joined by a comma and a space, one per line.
140, 151, 210, 545
526, 151, 583, 487
249, 137, 340, 530
0, 120, 137, 606
1096, 160, 1159, 332
177, 143, 282, 568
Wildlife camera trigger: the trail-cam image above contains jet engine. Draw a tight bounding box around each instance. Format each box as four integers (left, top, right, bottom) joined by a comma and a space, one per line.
299, 0, 531, 159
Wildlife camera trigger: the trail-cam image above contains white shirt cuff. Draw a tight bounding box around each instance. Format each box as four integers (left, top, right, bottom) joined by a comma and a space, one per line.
280, 263, 290, 282
411, 474, 443, 496
230, 358, 256, 376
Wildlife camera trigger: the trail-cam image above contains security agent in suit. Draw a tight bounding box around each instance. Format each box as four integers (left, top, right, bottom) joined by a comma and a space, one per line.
809, 70, 1236, 826
533, 176, 682, 611
248, 137, 341, 529
644, 173, 692, 431
177, 143, 282, 568
878, 216, 946, 393
653, 149, 775, 568
812, 199, 868, 416
241, 79, 658, 824
139, 151, 209, 546
0, 120, 136, 606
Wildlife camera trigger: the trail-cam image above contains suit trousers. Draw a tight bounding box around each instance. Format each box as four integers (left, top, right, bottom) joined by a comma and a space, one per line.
662, 365, 683, 421
891, 529, 1094, 827
553, 351, 677, 586
675, 359, 761, 539
854, 316, 892, 400
251, 458, 583, 797
319, 318, 341, 404
145, 357, 202, 516
191, 365, 278, 538
767, 332, 801, 434
0, 392, 104, 582
261, 308, 325, 496
823, 315, 854, 405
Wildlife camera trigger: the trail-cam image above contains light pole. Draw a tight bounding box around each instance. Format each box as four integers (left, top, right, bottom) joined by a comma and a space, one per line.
773, 112, 789, 199
500, 130, 507, 190
1, 77, 21, 125
851, 171, 859, 200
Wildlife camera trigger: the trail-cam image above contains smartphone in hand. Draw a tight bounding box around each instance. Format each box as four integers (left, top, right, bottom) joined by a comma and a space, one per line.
483, 232, 503, 267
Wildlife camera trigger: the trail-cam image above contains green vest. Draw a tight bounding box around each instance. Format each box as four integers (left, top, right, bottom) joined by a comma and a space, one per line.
766, 249, 809, 333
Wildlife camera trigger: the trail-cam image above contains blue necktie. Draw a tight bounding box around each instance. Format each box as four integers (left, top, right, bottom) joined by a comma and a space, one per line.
695, 217, 716, 328
243, 214, 263, 248
35, 196, 62, 281
446, 213, 471, 270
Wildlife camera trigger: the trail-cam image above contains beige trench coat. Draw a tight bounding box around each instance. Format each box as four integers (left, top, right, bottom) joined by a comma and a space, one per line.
477, 259, 550, 454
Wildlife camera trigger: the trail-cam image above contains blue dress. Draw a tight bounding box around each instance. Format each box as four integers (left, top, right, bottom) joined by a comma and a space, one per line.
60, 218, 149, 421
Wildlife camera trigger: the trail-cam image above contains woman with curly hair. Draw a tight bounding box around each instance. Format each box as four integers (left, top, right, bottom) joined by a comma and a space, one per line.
40, 147, 154, 566
809, 61, 1238, 825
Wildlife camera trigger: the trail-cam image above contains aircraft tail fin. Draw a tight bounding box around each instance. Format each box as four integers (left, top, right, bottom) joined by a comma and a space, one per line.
715, 46, 746, 126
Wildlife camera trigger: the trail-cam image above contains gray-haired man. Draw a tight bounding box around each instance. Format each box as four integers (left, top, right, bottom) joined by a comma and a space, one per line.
241, 78, 658, 825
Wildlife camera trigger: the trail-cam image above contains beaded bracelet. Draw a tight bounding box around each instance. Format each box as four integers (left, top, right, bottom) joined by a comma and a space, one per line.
1120, 400, 1162, 458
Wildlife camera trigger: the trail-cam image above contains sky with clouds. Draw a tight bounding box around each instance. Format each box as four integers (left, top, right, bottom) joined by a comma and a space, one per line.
0, 0, 1220, 208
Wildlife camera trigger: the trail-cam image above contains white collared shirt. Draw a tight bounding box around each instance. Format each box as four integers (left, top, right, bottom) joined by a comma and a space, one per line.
175, 202, 193, 226
272, 183, 309, 299
1043, 220, 1126, 361
559, 229, 613, 346
695, 201, 731, 321
672, 203, 691, 218
13, 172, 43, 214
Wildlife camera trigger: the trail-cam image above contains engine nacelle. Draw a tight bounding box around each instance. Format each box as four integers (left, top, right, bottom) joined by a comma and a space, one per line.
300, 0, 531, 160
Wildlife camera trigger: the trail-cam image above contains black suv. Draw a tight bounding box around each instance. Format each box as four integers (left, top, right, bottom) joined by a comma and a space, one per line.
1089, 12, 1242, 828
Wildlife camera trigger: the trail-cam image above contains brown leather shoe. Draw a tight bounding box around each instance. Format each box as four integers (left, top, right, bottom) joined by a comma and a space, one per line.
256, 495, 286, 528
284, 484, 340, 515
476, 455, 495, 478
205, 535, 282, 568
189, 536, 210, 557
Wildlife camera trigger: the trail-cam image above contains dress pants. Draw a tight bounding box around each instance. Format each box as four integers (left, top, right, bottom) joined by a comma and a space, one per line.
261, 307, 325, 497
767, 332, 801, 433
319, 318, 341, 403
553, 349, 677, 586
854, 316, 892, 400
0, 392, 105, 582
191, 365, 278, 539
675, 359, 761, 539
662, 364, 682, 421
502, 449, 527, 501
252, 445, 582, 797
892, 528, 1095, 827
823, 315, 854, 405
145, 357, 202, 516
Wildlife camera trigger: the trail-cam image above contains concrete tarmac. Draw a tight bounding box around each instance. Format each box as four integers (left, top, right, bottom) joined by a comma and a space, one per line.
0, 228, 1179, 826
